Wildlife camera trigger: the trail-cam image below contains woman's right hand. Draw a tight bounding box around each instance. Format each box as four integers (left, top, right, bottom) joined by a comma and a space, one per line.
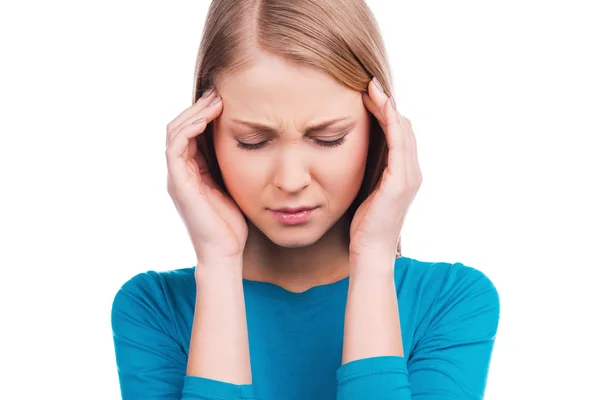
165, 89, 248, 265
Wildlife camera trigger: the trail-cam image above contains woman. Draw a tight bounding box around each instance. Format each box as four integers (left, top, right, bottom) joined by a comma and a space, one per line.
111, 0, 500, 399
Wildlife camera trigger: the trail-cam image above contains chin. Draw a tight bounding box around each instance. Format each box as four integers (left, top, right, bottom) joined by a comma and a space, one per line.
270, 238, 319, 249
262, 227, 325, 248
246, 213, 329, 248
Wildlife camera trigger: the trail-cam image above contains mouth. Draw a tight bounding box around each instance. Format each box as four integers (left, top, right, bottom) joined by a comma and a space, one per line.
268, 206, 319, 225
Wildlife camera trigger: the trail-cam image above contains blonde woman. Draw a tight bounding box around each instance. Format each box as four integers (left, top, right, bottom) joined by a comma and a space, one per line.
111, 0, 500, 399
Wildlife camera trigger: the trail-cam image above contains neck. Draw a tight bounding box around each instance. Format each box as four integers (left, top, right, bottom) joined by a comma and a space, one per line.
242, 215, 351, 293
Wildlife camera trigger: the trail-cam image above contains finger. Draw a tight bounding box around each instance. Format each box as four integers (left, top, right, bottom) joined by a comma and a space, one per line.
166, 89, 218, 146
167, 95, 223, 148
166, 118, 209, 194
194, 150, 219, 190
376, 97, 405, 177
363, 78, 410, 195
402, 117, 421, 188
366, 79, 395, 124
193, 129, 220, 191
168, 113, 223, 191
166, 117, 206, 166
166, 95, 224, 201
362, 91, 383, 122
169, 88, 216, 131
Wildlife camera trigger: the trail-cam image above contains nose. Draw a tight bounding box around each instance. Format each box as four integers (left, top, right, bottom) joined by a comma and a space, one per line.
272, 149, 311, 194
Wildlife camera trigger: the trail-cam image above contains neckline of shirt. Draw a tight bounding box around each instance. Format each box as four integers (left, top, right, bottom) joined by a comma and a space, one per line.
240, 257, 411, 303
242, 274, 350, 303
187, 257, 410, 303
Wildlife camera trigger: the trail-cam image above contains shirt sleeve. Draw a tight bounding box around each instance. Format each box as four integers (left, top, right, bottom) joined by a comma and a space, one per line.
335, 266, 500, 400
111, 272, 255, 400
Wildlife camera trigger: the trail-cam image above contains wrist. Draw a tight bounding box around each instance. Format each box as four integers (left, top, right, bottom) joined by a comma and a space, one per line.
349, 252, 396, 278
193, 262, 245, 307
195, 258, 243, 280
349, 268, 395, 283
196, 253, 243, 268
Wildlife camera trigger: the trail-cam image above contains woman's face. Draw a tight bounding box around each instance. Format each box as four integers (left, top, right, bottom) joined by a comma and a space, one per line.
212, 52, 370, 248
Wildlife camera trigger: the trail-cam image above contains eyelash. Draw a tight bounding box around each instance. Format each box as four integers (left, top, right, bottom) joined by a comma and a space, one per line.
236, 136, 347, 151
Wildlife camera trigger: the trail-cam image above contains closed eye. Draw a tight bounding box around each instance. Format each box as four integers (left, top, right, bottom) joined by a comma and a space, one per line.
313, 137, 346, 148
236, 141, 267, 150
236, 133, 348, 151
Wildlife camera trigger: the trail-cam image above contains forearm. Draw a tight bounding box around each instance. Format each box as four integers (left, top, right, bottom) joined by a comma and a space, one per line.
187, 261, 252, 385
342, 259, 403, 364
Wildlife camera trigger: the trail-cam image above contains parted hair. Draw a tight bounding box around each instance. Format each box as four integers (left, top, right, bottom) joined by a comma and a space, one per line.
192, 0, 401, 257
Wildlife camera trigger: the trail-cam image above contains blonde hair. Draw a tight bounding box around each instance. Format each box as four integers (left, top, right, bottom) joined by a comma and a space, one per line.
192, 0, 401, 258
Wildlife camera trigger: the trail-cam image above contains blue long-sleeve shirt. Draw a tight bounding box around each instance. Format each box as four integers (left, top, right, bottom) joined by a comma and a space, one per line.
111, 256, 500, 399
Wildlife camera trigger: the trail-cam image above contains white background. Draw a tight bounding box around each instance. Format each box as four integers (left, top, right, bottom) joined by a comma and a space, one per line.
1, 1, 598, 398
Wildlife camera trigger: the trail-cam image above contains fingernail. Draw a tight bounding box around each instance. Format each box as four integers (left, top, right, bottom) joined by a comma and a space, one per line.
201, 88, 214, 98
208, 95, 222, 107
372, 77, 384, 93
390, 96, 397, 111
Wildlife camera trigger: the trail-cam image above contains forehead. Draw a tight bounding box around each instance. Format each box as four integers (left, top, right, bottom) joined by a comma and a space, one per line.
217, 53, 362, 125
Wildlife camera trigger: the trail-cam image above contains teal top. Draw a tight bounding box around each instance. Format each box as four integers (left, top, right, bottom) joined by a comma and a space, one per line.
111, 256, 500, 399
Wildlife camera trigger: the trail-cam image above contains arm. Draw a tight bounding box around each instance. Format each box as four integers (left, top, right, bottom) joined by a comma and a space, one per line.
111, 267, 255, 400
187, 262, 252, 384
337, 262, 500, 400
341, 263, 403, 364
407, 266, 500, 398
338, 256, 410, 399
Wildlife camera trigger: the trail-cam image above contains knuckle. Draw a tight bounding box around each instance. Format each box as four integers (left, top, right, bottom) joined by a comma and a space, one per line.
394, 186, 406, 199
413, 178, 422, 190
384, 182, 404, 199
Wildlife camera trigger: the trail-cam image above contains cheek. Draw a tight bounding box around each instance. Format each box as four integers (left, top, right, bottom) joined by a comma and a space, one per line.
316, 133, 369, 200
213, 131, 263, 203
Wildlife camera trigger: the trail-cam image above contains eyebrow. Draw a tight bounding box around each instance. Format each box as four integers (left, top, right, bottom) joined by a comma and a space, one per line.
231, 117, 354, 135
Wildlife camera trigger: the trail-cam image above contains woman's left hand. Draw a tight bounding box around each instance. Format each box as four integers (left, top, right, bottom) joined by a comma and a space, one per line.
349, 78, 423, 271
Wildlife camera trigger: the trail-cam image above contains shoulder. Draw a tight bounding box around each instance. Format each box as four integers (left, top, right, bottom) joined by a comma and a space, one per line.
394, 256, 500, 333
395, 256, 499, 301
111, 267, 196, 327
112, 267, 195, 302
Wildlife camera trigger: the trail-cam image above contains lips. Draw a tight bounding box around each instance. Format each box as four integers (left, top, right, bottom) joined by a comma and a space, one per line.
268, 206, 319, 225
271, 206, 317, 213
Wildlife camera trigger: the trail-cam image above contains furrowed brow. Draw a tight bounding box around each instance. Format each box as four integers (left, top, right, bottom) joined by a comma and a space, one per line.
232, 117, 353, 135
